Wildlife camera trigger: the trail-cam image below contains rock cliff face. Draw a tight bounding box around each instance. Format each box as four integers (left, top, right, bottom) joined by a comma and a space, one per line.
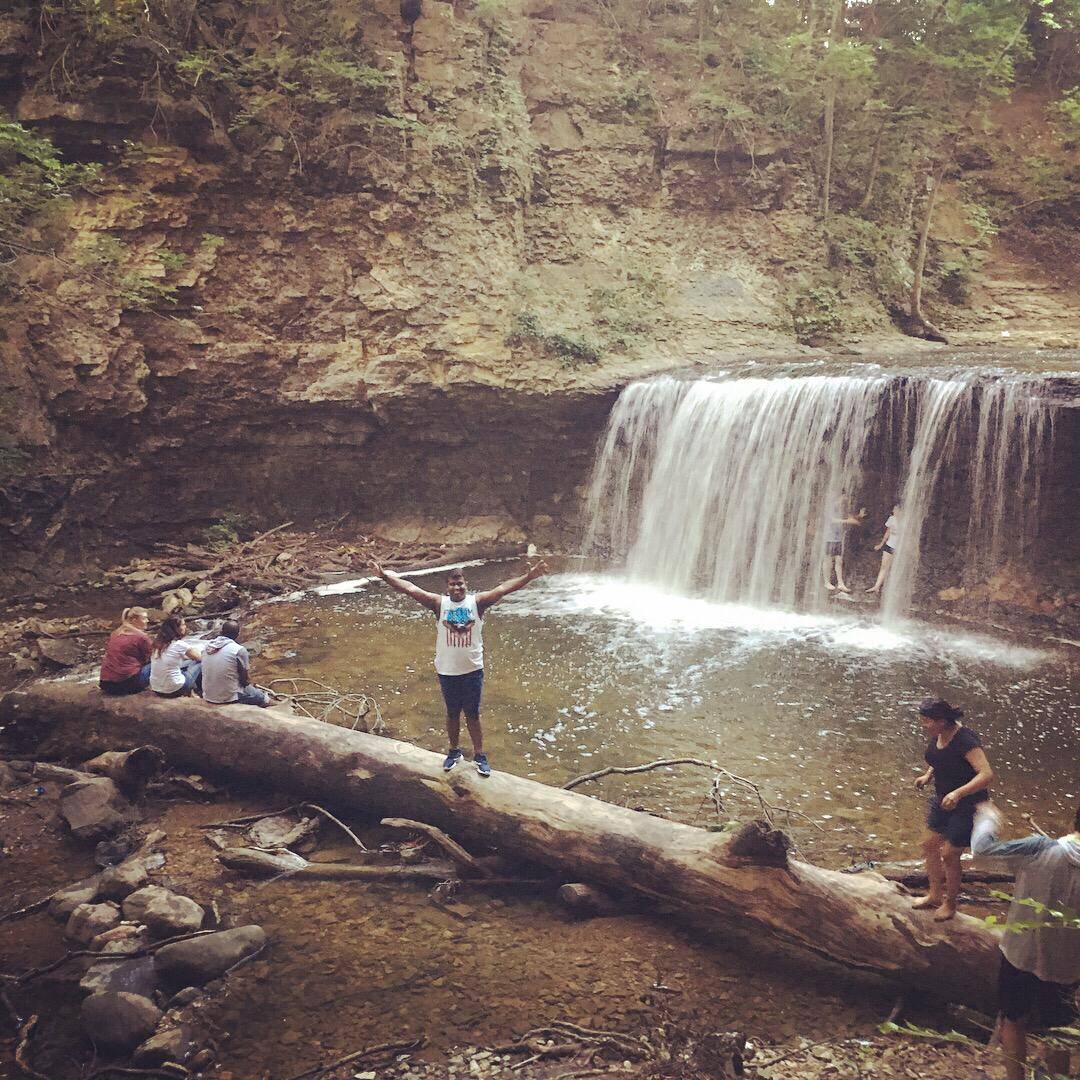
0, 0, 1077, 582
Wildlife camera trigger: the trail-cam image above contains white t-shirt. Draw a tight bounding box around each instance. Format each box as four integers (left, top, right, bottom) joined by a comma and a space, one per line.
885, 514, 900, 551
150, 639, 194, 693
434, 594, 483, 676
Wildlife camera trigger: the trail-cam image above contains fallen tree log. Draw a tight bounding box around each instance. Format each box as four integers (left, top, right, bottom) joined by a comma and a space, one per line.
0, 683, 1002, 1010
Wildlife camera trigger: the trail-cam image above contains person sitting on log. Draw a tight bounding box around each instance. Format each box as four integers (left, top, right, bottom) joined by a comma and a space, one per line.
148, 614, 203, 698
370, 559, 548, 777
201, 619, 271, 708
912, 696, 994, 921
972, 801, 1079, 1080
99, 606, 153, 696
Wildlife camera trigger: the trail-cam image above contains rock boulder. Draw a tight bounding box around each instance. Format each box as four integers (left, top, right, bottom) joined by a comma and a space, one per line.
96, 859, 149, 901
153, 925, 266, 988
142, 891, 205, 939
122, 884, 172, 922
60, 777, 131, 840
48, 875, 101, 920
65, 901, 121, 945
80, 954, 159, 998
81, 992, 162, 1053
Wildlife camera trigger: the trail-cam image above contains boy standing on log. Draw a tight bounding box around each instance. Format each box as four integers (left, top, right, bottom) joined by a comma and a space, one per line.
370, 559, 548, 777
972, 801, 1080, 1080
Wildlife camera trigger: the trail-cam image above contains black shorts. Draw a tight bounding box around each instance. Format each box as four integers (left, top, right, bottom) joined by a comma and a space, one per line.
999, 955, 1079, 1029
883, 544, 895, 555
826, 541, 843, 557
926, 798, 976, 848
438, 669, 483, 715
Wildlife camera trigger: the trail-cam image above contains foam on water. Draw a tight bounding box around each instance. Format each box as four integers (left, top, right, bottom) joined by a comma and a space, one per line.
502, 573, 1047, 668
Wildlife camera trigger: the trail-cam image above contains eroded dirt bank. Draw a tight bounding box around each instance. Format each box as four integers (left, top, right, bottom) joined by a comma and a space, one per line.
1, 0, 1078, 579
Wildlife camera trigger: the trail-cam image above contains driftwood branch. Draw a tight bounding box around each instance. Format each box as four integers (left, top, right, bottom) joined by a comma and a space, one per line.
381, 818, 491, 876
564, 757, 821, 830
285, 1038, 425, 1080
218, 847, 457, 881
15, 1015, 50, 1080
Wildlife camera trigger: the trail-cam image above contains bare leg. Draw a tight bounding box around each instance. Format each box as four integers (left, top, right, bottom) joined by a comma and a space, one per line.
913, 830, 945, 909
999, 1016, 1027, 1080
934, 842, 963, 920
834, 555, 850, 592
824, 555, 836, 590
463, 711, 483, 755
868, 551, 893, 594
445, 709, 462, 750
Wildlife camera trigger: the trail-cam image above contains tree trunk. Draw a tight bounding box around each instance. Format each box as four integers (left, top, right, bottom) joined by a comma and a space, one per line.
820, 0, 845, 218
857, 117, 887, 211
909, 155, 948, 341
0, 684, 1001, 1010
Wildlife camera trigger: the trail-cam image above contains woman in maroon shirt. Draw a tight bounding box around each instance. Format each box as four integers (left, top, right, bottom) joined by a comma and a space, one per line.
99, 607, 153, 696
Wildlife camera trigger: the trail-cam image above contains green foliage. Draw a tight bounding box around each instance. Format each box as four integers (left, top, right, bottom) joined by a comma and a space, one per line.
33, 0, 404, 172
508, 312, 604, 365
937, 257, 974, 305
588, 270, 667, 345
1050, 87, 1080, 137
792, 283, 844, 343
75, 234, 180, 310
202, 511, 252, 551
0, 114, 99, 257
984, 890, 1080, 930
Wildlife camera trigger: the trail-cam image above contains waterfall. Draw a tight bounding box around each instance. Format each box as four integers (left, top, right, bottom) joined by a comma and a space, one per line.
583, 372, 1054, 619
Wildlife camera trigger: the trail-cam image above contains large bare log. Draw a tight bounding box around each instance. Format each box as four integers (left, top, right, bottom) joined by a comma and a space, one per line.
0, 683, 1002, 1009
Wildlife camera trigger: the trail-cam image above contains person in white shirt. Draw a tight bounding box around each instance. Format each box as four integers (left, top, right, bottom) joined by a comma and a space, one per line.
201, 620, 270, 707
371, 559, 547, 777
867, 501, 901, 596
148, 615, 203, 697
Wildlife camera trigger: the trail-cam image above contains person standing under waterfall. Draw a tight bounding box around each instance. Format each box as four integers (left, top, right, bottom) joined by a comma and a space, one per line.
822, 495, 868, 594
911, 697, 994, 921
370, 559, 548, 777
866, 502, 901, 597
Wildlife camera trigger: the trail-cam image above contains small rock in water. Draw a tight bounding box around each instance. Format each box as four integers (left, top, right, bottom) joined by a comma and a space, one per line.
143, 891, 205, 939
123, 885, 174, 922
154, 925, 266, 988
80, 954, 159, 998
48, 876, 102, 920
66, 901, 121, 945
133, 1023, 203, 1066
96, 860, 150, 901
81, 991, 162, 1053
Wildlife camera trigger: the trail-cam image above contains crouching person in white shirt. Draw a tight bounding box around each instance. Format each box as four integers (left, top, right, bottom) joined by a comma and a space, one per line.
972, 801, 1080, 1080
201, 620, 270, 707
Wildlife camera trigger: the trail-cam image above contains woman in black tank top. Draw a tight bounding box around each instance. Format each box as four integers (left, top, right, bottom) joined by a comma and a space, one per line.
910, 697, 995, 921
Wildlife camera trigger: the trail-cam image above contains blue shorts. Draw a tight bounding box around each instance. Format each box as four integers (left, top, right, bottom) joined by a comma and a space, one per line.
438, 669, 484, 716
926, 798, 977, 848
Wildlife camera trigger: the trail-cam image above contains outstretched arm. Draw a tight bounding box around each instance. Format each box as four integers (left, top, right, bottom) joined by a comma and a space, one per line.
477, 560, 548, 616
971, 803, 1054, 866
370, 561, 442, 614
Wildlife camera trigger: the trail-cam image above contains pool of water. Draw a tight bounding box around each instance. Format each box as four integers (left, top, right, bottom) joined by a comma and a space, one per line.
260, 560, 1080, 866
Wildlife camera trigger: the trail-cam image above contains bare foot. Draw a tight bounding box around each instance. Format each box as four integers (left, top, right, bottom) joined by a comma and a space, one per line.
825, 583, 837, 592
836, 584, 852, 594
933, 904, 956, 921
866, 587, 880, 595
912, 895, 943, 910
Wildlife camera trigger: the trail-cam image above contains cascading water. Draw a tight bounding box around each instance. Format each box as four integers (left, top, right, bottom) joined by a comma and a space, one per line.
583, 371, 1054, 621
